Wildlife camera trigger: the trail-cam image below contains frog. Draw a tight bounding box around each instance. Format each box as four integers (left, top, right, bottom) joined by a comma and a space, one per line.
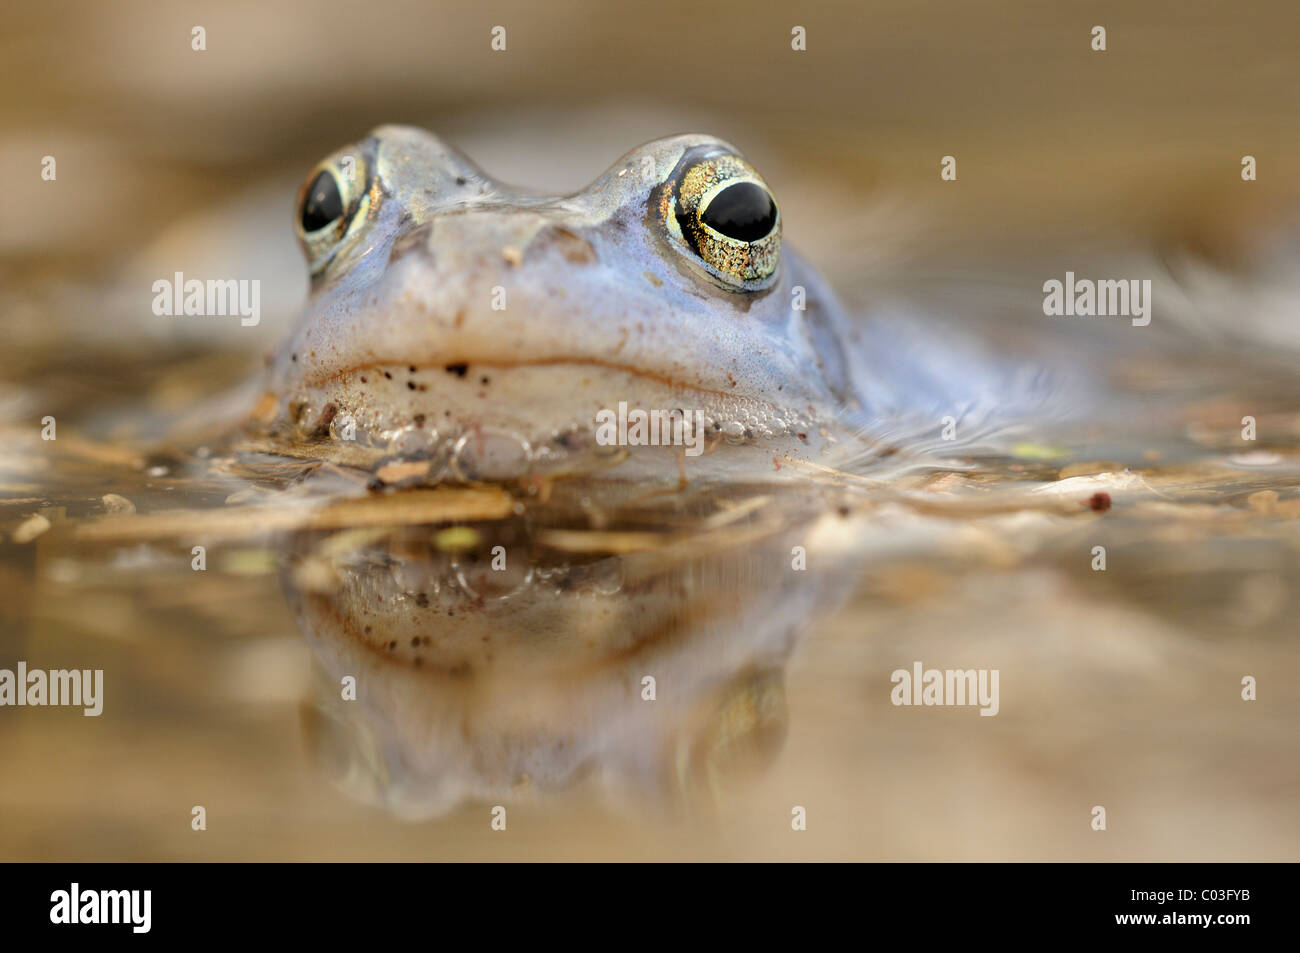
250, 125, 1077, 485
247, 124, 884, 482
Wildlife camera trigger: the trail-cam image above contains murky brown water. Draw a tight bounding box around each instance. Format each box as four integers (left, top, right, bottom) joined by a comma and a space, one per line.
2, 1, 1298, 860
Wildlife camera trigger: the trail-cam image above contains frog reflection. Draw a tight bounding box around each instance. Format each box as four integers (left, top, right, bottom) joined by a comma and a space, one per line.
283, 492, 860, 818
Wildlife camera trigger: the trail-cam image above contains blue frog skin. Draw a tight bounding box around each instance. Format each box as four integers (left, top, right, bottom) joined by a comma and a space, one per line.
256, 125, 1068, 481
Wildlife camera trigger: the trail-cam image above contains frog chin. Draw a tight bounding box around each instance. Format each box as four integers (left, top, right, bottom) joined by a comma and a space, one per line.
268, 356, 835, 481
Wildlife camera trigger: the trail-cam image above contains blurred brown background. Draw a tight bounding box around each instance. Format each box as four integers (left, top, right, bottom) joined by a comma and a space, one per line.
6, 0, 1300, 305
1, 1, 1298, 861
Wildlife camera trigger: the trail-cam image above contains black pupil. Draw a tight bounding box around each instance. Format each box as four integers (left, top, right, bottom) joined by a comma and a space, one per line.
700, 182, 776, 242
301, 170, 343, 232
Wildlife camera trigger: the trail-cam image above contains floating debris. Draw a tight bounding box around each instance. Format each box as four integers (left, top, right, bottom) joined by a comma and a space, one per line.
1010, 441, 1068, 461
73, 487, 513, 543
373, 459, 434, 485
219, 548, 278, 575
1086, 492, 1112, 512
101, 493, 136, 514
12, 512, 51, 544
433, 526, 481, 552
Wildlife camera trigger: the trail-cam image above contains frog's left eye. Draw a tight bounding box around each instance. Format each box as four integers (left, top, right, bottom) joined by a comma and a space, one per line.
667, 153, 781, 291
295, 150, 371, 275
301, 170, 342, 233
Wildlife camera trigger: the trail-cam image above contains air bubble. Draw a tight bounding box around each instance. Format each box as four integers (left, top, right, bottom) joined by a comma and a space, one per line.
450, 429, 533, 482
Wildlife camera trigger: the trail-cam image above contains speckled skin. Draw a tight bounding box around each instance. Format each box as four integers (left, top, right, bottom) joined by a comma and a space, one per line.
262, 126, 866, 473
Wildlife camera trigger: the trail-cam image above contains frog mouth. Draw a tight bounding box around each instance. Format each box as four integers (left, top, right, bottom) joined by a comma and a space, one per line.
314, 356, 819, 443
271, 353, 826, 479
308, 356, 738, 401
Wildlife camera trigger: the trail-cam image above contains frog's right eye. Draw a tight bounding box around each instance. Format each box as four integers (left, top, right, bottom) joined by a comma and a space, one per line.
295, 150, 371, 274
